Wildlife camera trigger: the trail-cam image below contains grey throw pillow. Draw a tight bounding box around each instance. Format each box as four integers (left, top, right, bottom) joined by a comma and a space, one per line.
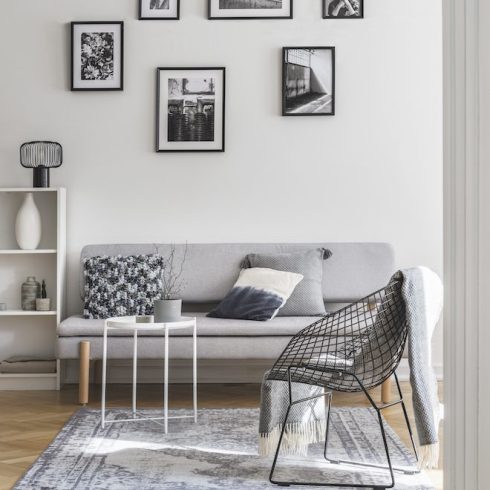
245, 249, 332, 316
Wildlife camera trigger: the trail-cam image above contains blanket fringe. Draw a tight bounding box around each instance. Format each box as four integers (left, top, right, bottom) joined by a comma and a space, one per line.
418, 443, 439, 470
260, 424, 440, 471
259, 420, 326, 458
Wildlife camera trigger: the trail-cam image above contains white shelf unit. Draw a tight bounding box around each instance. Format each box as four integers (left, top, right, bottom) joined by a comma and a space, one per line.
0, 310, 57, 316
0, 188, 66, 390
0, 249, 57, 255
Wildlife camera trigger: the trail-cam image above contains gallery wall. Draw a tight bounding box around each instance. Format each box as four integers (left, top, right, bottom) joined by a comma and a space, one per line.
0, 1, 443, 365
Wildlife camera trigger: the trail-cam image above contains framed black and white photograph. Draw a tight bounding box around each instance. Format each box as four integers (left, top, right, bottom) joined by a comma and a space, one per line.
282, 47, 335, 116
156, 67, 226, 152
139, 0, 180, 20
71, 22, 124, 91
208, 0, 292, 20
323, 0, 363, 19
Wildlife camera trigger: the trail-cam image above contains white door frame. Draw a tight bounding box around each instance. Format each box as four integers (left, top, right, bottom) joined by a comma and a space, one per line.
443, 0, 490, 488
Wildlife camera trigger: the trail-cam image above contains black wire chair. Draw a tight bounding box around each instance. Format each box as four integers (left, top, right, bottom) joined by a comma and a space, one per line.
267, 277, 419, 489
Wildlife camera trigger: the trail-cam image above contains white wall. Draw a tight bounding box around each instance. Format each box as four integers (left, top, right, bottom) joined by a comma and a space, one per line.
0, 1, 443, 364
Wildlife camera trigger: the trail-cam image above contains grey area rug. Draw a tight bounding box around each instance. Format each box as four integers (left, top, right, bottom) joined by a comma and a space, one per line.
15, 408, 434, 489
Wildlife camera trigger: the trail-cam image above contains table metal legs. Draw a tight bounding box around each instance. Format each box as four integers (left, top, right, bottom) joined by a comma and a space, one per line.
133, 330, 138, 417
193, 319, 197, 423
164, 327, 169, 434
101, 323, 108, 429
100, 320, 197, 432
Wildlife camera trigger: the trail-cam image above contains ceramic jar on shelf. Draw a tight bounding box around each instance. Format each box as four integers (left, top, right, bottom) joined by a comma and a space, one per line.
21, 276, 41, 311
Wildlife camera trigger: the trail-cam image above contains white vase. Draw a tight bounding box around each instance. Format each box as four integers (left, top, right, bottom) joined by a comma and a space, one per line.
15, 193, 42, 250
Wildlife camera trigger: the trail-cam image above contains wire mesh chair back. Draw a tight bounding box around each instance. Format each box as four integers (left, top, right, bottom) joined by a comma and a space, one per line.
267, 277, 407, 392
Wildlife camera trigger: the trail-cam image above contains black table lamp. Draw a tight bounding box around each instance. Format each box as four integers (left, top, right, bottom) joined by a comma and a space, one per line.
20, 141, 63, 188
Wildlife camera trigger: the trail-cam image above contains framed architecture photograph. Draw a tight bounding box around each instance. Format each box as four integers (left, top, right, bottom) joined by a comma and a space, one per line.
282, 47, 335, 116
323, 0, 363, 19
156, 67, 226, 152
208, 0, 293, 20
71, 22, 124, 91
139, 0, 180, 20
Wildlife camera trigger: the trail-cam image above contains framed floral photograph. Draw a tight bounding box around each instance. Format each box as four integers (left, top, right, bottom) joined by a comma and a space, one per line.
139, 0, 180, 20
208, 0, 293, 20
323, 0, 363, 19
156, 67, 226, 152
71, 22, 124, 91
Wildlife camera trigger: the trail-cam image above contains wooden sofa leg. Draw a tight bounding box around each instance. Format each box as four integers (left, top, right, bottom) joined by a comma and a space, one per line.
79, 341, 90, 405
381, 376, 393, 404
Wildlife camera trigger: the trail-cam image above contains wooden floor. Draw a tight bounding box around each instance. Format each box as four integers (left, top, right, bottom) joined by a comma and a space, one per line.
0, 382, 443, 490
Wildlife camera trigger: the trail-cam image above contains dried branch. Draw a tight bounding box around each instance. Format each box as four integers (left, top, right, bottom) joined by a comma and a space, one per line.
162, 243, 188, 300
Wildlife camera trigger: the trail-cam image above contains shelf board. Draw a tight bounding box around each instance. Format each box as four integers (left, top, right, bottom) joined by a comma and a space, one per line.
0, 310, 57, 316
0, 249, 57, 255
0, 372, 57, 378
0, 187, 62, 193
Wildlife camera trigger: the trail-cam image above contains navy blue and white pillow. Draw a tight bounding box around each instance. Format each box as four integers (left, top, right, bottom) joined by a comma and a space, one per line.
207, 268, 303, 321
83, 254, 164, 319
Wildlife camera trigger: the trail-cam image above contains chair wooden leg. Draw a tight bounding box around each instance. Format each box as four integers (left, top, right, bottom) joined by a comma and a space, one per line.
79, 341, 90, 405
381, 376, 393, 404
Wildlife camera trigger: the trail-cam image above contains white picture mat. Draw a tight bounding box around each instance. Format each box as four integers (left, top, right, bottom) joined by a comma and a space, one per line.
140, 0, 178, 18
209, 0, 291, 18
158, 69, 224, 151
72, 24, 122, 89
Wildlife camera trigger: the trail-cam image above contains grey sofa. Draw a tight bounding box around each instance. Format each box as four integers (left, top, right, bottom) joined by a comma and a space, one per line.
57, 243, 395, 403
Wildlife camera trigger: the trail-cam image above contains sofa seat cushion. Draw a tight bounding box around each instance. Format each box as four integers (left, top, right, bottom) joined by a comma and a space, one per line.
57, 312, 323, 338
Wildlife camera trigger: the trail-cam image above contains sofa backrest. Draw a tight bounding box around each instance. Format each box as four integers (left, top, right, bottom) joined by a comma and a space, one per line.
79, 243, 395, 306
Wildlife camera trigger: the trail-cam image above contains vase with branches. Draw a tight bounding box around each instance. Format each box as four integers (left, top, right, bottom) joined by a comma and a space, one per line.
155, 243, 188, 322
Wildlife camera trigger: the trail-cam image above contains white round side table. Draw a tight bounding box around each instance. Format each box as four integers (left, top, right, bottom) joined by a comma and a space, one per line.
101, 315, 197, 434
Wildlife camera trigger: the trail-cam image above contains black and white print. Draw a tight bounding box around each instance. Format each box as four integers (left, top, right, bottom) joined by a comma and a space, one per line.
209, 0, 292, 19
219, 0, 282, 8
323, 0, 363, 18
157, 68, 225, 152
282, 47, 335, 116
167, 78, 216, 142
139, 0, 180, 19
71, 22, 123, 90
80, 32, 114, 81
151, 0, 170, 8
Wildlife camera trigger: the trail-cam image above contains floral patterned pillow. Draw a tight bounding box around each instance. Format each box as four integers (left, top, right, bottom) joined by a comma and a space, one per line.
83, 255, 164, 319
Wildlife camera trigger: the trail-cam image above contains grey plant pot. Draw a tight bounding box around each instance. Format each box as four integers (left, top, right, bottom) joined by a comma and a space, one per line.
154, 299, 182, 323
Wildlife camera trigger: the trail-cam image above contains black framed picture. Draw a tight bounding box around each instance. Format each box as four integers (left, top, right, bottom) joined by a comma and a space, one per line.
139, 0, 180, 20
208, 0, 293, 20
156, 67, 226, 152
71, 22, 124, 91
282, 47, 335, 116
323, 0, 363, 19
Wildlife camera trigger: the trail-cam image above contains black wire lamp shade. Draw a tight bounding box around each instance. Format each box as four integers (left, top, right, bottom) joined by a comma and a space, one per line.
20, 141, 63, 188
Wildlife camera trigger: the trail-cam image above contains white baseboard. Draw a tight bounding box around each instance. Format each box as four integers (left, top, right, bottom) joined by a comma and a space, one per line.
62, 358, 443, 384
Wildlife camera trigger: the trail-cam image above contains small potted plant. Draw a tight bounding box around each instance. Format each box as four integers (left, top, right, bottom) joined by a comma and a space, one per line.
154, 244, 188, 322
36, 279, 51, 311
